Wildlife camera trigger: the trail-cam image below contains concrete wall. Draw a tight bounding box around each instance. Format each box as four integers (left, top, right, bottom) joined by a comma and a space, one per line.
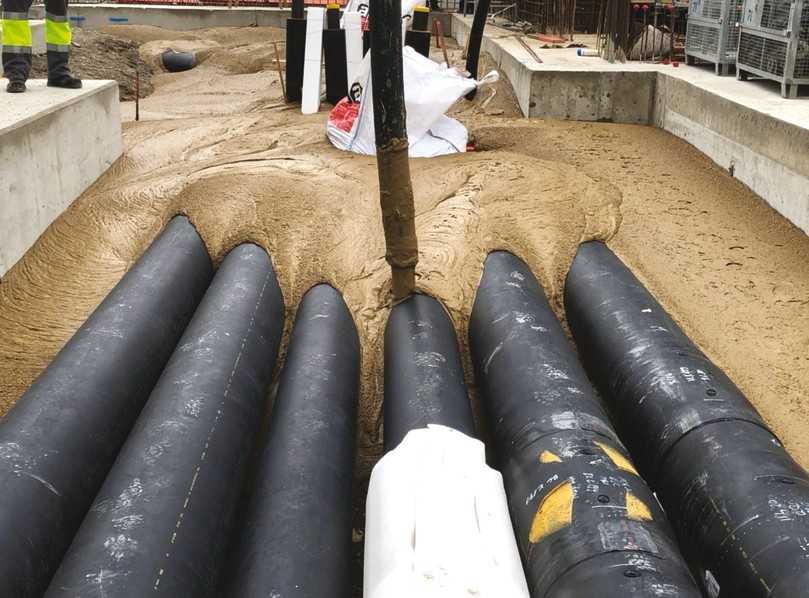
69, 4, 291, 30
0, 81, 122, 276
451, 14, 809, 236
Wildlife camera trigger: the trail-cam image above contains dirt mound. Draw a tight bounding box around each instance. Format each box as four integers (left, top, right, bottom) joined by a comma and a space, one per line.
31, 28, 154, 100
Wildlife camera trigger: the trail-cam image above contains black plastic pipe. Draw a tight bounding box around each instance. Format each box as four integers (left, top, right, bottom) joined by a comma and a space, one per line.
464, 0, 491, 99
0, 216, 212, 598
224, 284, 359, 598
44, 243, 284, 598
469, 252, 701, 598
286, 0, 307, 102
161, 50, 196, 72
324, 4, 348, 104
384, 294, 475, 452
565, 241, 809, 597
405, 6, 431, 57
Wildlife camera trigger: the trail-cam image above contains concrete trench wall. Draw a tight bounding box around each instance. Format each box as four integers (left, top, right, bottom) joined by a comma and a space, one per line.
0, 82, 122, 276
452, 16, 809, 236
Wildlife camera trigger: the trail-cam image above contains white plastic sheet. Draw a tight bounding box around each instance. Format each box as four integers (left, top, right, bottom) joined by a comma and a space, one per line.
364, 425, 530, 598
327, 47, 498, 157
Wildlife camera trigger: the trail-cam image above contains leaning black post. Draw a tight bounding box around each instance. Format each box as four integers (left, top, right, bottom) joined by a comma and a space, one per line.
464, 0, 491, 99
286, 0, 307, 102
324, 2, 349, 104
370, 0, 418, 300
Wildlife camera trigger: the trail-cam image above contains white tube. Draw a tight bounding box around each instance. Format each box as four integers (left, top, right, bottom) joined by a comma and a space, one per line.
345, 11, 364, 86
364, 425, 530, 598
302, 7, 325, 115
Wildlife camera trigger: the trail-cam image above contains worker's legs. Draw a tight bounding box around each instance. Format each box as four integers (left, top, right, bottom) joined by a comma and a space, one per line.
1, 0, 34, 89
45, 0, 80, 87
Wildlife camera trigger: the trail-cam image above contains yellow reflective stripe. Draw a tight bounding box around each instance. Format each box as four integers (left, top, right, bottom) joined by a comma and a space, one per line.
529, 479, 574, 543
1, 19, 32, 47
538, 450, 562, 464
594, 440, 639, 476
625, 491, 653, 521
45, 19, 71, 46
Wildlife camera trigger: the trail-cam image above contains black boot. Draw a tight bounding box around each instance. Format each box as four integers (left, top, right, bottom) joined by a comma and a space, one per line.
6, 79, 26, 93
46, 50, 82, 89
47, 74, 82, 89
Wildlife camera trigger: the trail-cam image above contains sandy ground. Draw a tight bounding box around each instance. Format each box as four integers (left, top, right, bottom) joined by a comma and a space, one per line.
2, 26, 809, 590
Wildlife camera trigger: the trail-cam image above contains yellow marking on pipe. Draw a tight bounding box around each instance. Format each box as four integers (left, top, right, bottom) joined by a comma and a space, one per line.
625, 491, 653, 521
539, 450, 562, 463
594, 440, 639, 476
529, 480, 573, 543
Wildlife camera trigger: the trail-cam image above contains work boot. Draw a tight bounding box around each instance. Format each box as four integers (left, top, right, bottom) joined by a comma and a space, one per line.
47, 74, 82, 89
6, 79, 26, 93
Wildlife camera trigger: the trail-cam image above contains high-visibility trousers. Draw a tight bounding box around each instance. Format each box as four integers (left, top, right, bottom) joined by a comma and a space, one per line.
1, 0, 71, 81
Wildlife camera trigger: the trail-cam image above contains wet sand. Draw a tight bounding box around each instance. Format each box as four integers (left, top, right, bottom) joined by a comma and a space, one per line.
1, 26, 808, 484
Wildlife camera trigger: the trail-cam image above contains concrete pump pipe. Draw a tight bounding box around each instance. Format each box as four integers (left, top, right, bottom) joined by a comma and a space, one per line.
469, 251, 702, 598
383, 293, 475, 451
367, 293, 529, 598
286, 0, 306, 102
564, 241, 809, 598
45, 243, 284, 597
224, 284, 360, 598
464, 0, 491, 99
0, 215, 212, 598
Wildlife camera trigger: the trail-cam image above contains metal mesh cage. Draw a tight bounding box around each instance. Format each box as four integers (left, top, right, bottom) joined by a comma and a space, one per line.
690, 0, 725, 19
760, 0, 792, 29
796, 0, 809, 76
739, 30, 788, 75
686, 21, 721, 54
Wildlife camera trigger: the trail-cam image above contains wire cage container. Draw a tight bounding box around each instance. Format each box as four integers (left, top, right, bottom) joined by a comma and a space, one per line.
685, 0, 745, 74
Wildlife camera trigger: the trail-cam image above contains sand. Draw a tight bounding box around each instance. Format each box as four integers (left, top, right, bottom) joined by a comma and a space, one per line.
1, 25, 808, 487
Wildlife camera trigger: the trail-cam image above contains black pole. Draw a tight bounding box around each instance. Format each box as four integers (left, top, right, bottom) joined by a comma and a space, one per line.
324, 3, 348, 104
404, 5, 431, 57
44, 243, 285, 598
286, 0, 307, 102
384, 294, 475, 453
565, 241, 809, 598
224, 284, 359, 598
464, 0, 491, 99
370, 0, 418, 300
469, 252, 701, 598
0, 216, 212, 598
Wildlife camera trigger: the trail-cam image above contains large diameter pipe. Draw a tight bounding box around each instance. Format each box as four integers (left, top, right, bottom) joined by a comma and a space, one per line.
469, 251, 701, 598
384, 294, 475, 452
464, 0, 491, 99
224, 284, 359, 598
44, 243, 284, 598
0, 215, 212, 598
370, 0, 418, 299
564, 241, 809, 597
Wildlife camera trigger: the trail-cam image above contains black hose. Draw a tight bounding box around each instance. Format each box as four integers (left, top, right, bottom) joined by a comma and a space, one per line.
0, 216, 212, 598
161, 50, 196, 72
44, 243, 284, 598
469, 251, 701, 598
224, 284, 359, 598
384, 294, 475, 452
464, 0, 491, 99
564, 241, 809, 597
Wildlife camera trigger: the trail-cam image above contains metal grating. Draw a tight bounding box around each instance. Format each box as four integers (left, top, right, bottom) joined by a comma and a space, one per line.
687, 21, 721, 54
796, 0, 809, 76
690, 0, 724, 19
738, 30, 788, 75
760, 0, 791, 30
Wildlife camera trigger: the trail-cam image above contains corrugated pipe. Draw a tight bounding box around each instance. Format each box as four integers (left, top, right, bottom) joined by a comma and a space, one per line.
470, 251, 702, 598
44, 243, 284, 597
224, 284, 359, 598
564, 241, 809, 597
0, 216, 213, 598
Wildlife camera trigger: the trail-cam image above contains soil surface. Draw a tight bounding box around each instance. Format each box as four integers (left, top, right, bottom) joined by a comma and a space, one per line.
3, 24, 809, 596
